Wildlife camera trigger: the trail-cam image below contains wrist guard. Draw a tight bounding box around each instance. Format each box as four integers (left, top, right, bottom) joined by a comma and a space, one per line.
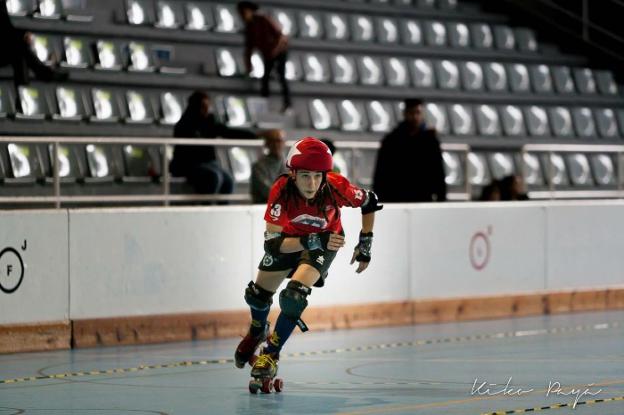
354, 231, 373, 262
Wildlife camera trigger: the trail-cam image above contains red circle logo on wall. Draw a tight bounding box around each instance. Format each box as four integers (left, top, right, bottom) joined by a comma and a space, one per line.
469, 231, 491, 271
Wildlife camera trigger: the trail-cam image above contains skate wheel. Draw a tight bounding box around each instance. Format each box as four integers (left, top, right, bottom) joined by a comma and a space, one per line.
273, 378, 284, 393
248, 379, 261, 394
260, 378, 274, 394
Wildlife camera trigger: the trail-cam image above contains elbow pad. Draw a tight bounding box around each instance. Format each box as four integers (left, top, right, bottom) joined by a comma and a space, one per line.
264, 231, 285, 256
361, 190, 383, 214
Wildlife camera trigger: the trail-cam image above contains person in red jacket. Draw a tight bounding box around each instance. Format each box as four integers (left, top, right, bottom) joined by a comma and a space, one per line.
237, 1, 291, 112
235, 137, 383, 382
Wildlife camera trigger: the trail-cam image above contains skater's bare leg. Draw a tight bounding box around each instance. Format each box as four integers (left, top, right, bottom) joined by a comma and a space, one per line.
255, 269, 290, 292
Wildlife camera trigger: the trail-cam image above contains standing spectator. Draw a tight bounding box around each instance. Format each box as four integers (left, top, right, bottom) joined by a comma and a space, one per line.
373, 98, 447, 202
171, 91, 258, 196
0, 1, 68, 87
237, 1, 291, 112
250, 129, 287, 203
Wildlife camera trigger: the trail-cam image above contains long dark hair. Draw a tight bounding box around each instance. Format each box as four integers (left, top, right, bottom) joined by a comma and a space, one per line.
274, 173, 341, 223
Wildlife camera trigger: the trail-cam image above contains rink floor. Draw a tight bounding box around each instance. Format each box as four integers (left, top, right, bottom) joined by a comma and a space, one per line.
1, 310, 623, 415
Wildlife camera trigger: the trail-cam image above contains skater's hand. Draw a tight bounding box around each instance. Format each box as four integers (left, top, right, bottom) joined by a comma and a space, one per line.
326, 233, 345, 251
350, 232, 373, 274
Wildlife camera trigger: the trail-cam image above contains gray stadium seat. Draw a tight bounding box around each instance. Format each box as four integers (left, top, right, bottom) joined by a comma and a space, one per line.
470, 23, 493, 49
500, 105, 526, 136
552, 66, 576, 94
330, 54, 357, 84
184, 3, 213, 30
30, 33, 58, 65
376, 17, 400, 43
400, 19, 423, 45
530, 64, 554, 93
159, 91, 185, 125
45, 144, 83, 183
366, 100, 395, 133
595, 70, 619, 95
507, 63, 530, 93
467, 152, 491, 186
125, 90, 155, 124
448, 103, 475, 135
488, 152, 516, 180
515, 27, 538, 52
155, 1, 183, 29
128, 41, 155, 72
62, 37, 92, 68
424, 21, 447, 46
325, 13, 349, 41
573, 68, 597, 94
438, 0, 458, 9
126, 0, 154, 25
248, 52, 264, 79
493, 25, 516, 50
0, 84, 15, 118
593, 108, 620, 138
394, 0, 412, 5
271, 8, 297, 37
484, 62, 508, 91
214, 4, 241, 33
90, 88, 121, 122
308, 99, 339, 130
523, 106, 550, 136
542, 153, 569, 186
590, 154, 616, 186
447, 22, 470, 48
548, 107, 574, 137
566, 153, 593, 186
460, 61, 484, 91
84, 144, 119, 183
302, 53, 331, 82
442, 152, 464, 187
16, 85, 48, 120
4, 143, 43, 184
424, 102, 450, 134
435, 60, 460, 90
417, 0, 436, 8
384, 57, 409, 86
616, 109, 624, 135
572, 107, 596, 138
337, 99, 368, 131
298, 11, 324, 39
409, 58, 436, 88
215, 48, 242, 77
120, 144, 161, 183
220, 96, 251, 127
95, 40, 123, 70
518, 152, 544, 186
475, 104, 501, 136
357, 56, 384, 85
351, 15, 375, 42
228, 146, 256, 184
285, 53, 303, 81
6, 0, 34, 16
53, 86, 89, 121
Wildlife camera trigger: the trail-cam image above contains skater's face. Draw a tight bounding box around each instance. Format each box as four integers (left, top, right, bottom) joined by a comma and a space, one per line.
293, 170, 323, 199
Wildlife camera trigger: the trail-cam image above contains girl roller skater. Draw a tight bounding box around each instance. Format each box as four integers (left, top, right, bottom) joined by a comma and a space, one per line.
234, 137, 383, 392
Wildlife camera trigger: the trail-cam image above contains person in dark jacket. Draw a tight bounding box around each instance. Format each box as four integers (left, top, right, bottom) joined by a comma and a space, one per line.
373, 98, 447, 202
237, 1, 291, 112
171, 91, 258, 195
0, 2, 68, 86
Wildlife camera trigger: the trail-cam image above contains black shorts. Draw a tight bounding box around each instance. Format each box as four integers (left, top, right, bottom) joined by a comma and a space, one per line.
258, 249, 337, 288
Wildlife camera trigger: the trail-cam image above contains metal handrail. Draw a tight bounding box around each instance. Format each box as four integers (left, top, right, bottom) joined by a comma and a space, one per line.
0, 136, 472, 207
521, 143, 624, 200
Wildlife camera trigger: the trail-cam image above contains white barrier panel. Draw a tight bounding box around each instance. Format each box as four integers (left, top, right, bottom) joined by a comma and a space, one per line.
69, 208, 253, 319
409, 204, 547, 299
0, 211, 69, 325
546, 201, 624, 290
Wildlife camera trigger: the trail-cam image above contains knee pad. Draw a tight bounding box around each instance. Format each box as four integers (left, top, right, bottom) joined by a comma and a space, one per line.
245, 281, 274, 311
279, 280, 311, 320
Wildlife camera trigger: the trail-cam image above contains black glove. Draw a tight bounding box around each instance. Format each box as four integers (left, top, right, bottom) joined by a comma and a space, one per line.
353, 232, 373, 262
300, 232, 331, 251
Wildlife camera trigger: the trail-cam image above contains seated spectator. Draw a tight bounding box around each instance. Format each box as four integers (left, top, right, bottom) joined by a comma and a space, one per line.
373, 98, 447, 202
479, 180, 502, 201
0, 2, 68, 86
499, 175, 529, 201
250, 129, 287, 203
171, 91, 260, 196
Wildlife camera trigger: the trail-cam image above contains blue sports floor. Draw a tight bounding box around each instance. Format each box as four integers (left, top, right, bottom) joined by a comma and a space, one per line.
1, 310, 623, 415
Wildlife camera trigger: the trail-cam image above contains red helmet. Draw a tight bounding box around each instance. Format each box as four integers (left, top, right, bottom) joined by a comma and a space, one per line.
286, 137, 333, 172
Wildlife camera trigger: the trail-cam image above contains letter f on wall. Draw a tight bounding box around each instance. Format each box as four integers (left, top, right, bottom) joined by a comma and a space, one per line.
7, 265, 12, 276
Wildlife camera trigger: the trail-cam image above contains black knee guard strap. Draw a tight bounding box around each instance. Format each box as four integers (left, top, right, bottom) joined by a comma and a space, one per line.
245, 281, 274, 311
279, 280, 311, 332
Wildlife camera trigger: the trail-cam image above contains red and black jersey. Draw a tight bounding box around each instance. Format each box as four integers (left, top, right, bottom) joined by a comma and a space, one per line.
264, 172, 366, 236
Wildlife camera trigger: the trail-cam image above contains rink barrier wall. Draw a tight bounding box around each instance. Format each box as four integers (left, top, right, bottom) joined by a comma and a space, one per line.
1, 202, 624, 352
